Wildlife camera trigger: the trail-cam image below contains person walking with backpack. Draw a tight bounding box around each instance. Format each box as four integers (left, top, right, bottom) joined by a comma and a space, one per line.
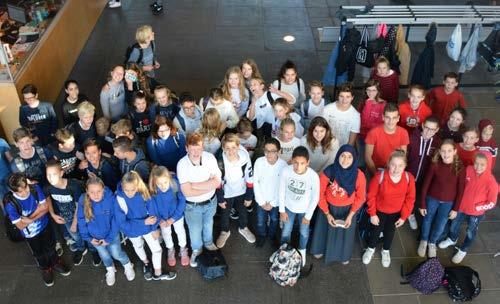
115, 171, 177, 281
125, 25, 160, 88
439, 152, 498, 264
149, 166, 189, 267
77, 176, 135, 286
146, 116, 186, 172
4, 173, 71, 286
310, 144, 366, 265
362, 150, 416, 268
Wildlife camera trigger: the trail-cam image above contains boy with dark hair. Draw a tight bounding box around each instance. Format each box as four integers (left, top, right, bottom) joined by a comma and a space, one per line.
19, 84, 58, 146
112, 136, 151, 182
427, 72, 466, 126
279, 146, 320, 266
4, 173, 70, 286
61, 79, 88, 126
79, 139, 119, 191
173, 92, 202, 135
51, 128, 85, 179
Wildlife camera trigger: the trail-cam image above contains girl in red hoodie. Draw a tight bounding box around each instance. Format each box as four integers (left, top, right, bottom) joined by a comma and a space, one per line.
439, 152, 498, 264
362, 150, 416, 268
477, 119, 497, 170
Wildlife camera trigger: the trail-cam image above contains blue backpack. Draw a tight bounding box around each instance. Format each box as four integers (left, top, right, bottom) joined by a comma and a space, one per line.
401, 258, 445, 295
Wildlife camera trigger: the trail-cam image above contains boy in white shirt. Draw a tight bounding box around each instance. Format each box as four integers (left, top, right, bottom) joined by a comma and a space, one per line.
253, 138, 288, 247
279, 146, 320, 266
202, 88, 239, 130
277, 118, 301, 164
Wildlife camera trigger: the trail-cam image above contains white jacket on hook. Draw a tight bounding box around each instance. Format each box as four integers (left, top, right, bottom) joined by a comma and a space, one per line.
459, 24, 482, 73
446, 24, 462, 61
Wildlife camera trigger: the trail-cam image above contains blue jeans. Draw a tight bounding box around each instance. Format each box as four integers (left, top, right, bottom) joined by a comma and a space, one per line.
256, 205, 279, 238
280, 208, 310, 250
184, 197, 217, 251
449, 212, 485, 252
421, 196, 453, 244
62, 221, 96, 252
93, 234, 130, 268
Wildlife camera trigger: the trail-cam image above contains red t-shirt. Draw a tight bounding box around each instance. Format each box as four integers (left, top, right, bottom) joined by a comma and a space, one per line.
367, 170, 416, 220
359, 99, 386, 138
426, 86, 466, 126
365, 125, 410, 169
398, 100, 432, 134
318, 170, 367, 214
457, 145, 478, 167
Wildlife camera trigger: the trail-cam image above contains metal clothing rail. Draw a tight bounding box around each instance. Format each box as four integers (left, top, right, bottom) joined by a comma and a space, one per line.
341, 5, 500, 25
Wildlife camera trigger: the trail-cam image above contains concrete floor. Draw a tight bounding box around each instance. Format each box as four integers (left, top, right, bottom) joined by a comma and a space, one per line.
2, 0, 500, 303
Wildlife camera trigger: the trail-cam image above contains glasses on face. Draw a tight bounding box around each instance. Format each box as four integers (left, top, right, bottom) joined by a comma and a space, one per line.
24, 95, 36, 101
158, 127, 170, 133
183, 105, 195, 111
423, 125, 438, 133
264, 149, 278, 155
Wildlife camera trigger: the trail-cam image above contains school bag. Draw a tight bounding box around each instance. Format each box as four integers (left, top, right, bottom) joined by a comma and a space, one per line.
443, 266, 481, 302
124, 41, 156, 65
269, 243, 312, 287
400, 258, 445, 295
196, 249, 228, 280
2, 187, 39, 242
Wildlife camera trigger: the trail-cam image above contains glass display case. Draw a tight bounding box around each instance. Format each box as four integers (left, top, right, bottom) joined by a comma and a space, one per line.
0, 0, 66, 82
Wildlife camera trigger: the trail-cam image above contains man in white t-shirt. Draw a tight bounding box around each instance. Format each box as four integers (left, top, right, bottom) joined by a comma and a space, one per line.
176, 132, 221, 267
321, 83, 360, 146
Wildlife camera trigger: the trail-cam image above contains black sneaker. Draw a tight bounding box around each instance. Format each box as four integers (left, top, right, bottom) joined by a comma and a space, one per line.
230, 208, 239, 220
255, 237, 265, 248
52, 262, 71, 276
143, 263, 153, 281
91, 251, 102, 267
72, 248, 87, 266
153, 271, 177, 281
152, 5, 164, 14
41, 269, 54, 287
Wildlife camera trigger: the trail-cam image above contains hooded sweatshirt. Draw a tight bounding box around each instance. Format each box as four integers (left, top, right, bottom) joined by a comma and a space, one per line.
119, 148, 150, 182
77, 187, 120, 244
152, 177, 186, 222
147, 133, 187, 172
477, 119, 497, 169
173, 106, 202, 135
115, 190, 159, 238
458, 153, 498, 216
407, 128, 440, 182
217, 146, 253, 200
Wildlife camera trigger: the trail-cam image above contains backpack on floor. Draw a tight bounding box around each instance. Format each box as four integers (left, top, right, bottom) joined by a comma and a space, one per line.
269, 243, 305, 287
196, 249, 228, 280
443, 266, 481, 302
400, 258, 445, 295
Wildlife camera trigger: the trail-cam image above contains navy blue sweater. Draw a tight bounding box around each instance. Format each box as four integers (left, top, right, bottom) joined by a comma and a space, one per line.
19, 101, 58, 146
146, 134, 186, 172
152, 178, 186, 222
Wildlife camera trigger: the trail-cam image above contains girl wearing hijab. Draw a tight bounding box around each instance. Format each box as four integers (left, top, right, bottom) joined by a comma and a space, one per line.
310, 145, 366, 265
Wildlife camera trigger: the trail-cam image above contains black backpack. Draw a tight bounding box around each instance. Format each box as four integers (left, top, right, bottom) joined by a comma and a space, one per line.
444, 266, 481, 302
2, 187, 39, 242
196, 249, 228, 280
124, 41, 156, 65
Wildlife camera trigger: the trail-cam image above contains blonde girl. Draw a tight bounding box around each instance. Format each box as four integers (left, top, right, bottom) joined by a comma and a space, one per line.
149, 166, 189, 267
221, 66, 250, 117
199, 108, 223, 154
77, 176, 135, 286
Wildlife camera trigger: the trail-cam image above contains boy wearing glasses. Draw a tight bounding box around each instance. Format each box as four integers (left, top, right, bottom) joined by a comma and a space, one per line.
173, 92, 202, 135
406, 116, 441, 230
253, 138, 287, 247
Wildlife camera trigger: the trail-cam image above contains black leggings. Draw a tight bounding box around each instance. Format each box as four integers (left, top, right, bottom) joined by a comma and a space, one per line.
367, 211, 400, 251
26, 225, 58, 270
220, 194, 248, 232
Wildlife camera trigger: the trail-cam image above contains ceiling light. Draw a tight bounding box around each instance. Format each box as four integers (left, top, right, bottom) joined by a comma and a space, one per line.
283, 35, 295, 42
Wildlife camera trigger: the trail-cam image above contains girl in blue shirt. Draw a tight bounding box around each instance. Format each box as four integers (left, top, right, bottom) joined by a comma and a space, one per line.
146, 116, 186, 172
77, 176, 134, 286
149, 166, 188, 267
116, 171, 176, 281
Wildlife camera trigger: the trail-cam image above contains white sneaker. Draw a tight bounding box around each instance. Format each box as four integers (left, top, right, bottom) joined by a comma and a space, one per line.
109, 1, 121, 8
106, 266, 116, 286
452, 249, 467, 264
381, 250, 391, 268
408, 214, 418, 230
190, 250, 201, 268
417, 240, 428, 257
298, 249, 306, 267
216, 231, 230, 248
428, 243, 437, 258
438, 238, 456, 249
123, 263, 135, 281
362, 247, 375, 265
239, 227, 256, 243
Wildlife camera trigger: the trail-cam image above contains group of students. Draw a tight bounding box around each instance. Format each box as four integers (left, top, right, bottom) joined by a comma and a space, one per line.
1, 24, 498, 288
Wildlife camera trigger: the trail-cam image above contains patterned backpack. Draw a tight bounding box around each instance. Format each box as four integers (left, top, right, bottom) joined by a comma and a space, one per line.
401, 258, 445, 294
269, 243, 302, 287
443, 266, 481, 302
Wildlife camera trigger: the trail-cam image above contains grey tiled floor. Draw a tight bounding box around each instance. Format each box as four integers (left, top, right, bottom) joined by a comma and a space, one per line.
2, 0, 499, 303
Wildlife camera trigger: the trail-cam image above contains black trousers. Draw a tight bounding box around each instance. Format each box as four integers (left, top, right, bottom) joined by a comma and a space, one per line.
367, 211, 400, 251
26, 224, 58, 270
220, 194, 248, 232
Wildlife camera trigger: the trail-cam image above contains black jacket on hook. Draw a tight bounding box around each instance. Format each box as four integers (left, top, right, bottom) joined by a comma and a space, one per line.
380, 25, 401, 74
411, 23, 437, 89
335, 27, 361, 82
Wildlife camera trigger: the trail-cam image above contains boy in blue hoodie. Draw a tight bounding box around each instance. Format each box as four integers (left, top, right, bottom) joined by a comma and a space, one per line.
77, 176, 135, 286
4, 173, 70, 286
112, 136, 151, 183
